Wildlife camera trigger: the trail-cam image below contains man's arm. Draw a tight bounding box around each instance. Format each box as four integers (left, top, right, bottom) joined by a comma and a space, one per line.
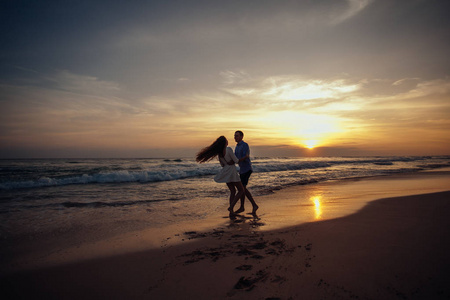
238, 143, 250, 162
238, 154, 249, 163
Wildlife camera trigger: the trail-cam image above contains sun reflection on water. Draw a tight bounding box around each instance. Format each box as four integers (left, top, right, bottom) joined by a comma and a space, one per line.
311, 195, 323, 220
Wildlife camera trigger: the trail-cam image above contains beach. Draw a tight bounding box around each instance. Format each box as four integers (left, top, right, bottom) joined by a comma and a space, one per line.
1, 169, 450, 299
3, 0, 450, 298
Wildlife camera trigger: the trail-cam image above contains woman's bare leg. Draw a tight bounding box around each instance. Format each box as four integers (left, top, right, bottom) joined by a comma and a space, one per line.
230, 182, 245, 209
228, 182, 245, 219
226, 183, 236, 209
226, 183, 237, 219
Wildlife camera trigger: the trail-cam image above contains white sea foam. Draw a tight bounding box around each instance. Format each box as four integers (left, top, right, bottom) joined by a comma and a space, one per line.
0, 156, 448, 190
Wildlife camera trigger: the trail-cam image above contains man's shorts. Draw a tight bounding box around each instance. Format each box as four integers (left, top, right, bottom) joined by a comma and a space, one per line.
239, 170, 253, 187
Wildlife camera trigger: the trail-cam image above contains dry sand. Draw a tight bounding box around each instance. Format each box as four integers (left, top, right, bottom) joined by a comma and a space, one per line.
2, 172, 450, 299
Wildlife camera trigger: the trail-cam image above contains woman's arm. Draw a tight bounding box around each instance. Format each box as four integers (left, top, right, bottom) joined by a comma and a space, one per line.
227, 147, 239, 164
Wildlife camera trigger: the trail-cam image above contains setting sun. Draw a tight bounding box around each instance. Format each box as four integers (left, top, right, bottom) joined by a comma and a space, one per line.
305, 140, 319, 149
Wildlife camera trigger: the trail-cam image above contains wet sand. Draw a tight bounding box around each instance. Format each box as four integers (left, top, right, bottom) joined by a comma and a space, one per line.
2, 171, 450, 299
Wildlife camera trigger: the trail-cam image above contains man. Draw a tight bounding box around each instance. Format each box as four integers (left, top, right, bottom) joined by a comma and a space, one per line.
234, 130, 259, 215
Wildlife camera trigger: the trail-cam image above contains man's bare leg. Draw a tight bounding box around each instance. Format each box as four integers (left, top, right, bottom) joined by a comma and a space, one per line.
235, 187, 259, 214
244, 188, 258, 215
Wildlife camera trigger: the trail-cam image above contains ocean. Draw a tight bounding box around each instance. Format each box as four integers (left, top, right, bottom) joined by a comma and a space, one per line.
1, 156, 449, 247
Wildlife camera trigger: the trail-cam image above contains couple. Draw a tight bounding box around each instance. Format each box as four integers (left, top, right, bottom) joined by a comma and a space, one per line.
196, 131, 259, 219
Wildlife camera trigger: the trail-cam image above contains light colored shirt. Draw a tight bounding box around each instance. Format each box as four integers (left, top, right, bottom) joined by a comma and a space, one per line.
214, 147, 240, 183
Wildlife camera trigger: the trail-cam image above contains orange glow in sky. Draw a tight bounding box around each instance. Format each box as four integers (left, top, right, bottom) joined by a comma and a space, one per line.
1, 1, 449, 158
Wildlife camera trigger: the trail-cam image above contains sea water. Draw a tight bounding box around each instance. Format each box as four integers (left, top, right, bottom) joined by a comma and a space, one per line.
1, 156, 449, 247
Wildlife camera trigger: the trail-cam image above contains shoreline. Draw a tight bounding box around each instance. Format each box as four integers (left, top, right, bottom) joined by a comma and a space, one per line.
2, 171, 450, 299
1, 170, 450, 274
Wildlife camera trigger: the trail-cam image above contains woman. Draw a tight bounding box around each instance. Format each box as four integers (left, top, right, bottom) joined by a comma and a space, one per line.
196, 136, 244, 219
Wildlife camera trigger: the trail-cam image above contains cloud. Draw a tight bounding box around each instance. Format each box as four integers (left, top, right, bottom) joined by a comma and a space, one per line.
218, 72, 362, 105
0, 71, 141, 143
45, 70, 121, 95
330, 0, 373, 25
2, 70, 449, 157
331, 77, 450, 148
108, 0, 374, 63
392, 78, 420, 86
220, 70, 252, 85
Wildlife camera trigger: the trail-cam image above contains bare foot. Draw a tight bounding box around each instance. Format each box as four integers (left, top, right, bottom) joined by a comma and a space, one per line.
235, 207, 245, 214
251, 205, 259, 215
229, 212, 237, 220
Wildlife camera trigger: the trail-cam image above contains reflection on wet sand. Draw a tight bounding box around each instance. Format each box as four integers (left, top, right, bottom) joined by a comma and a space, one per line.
311, 195, 323, 220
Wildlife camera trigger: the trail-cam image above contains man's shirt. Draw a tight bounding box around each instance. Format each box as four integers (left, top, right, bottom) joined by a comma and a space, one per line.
235, 141, 252, 174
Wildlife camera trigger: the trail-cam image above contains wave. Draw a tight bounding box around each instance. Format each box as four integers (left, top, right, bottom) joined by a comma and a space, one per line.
1, 156, 448, 190
0, 168, 219, 190
0, 161, 328, 190
0, 198, 171, 212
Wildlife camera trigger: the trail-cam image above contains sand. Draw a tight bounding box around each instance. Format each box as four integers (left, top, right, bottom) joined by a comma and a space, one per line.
2, 172, 450, 299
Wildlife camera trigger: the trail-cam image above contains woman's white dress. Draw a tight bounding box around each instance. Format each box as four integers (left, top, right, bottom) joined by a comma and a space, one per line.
214, 147, 240, 183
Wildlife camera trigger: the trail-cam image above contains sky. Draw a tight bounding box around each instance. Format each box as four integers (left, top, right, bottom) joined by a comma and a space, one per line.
1, 0, 449, 158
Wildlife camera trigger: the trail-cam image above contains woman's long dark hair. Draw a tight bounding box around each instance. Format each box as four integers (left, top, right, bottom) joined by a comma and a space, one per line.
196, 136, 227, 163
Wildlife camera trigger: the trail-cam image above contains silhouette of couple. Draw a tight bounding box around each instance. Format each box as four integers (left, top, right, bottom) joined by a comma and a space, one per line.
196, 131, 259, 219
